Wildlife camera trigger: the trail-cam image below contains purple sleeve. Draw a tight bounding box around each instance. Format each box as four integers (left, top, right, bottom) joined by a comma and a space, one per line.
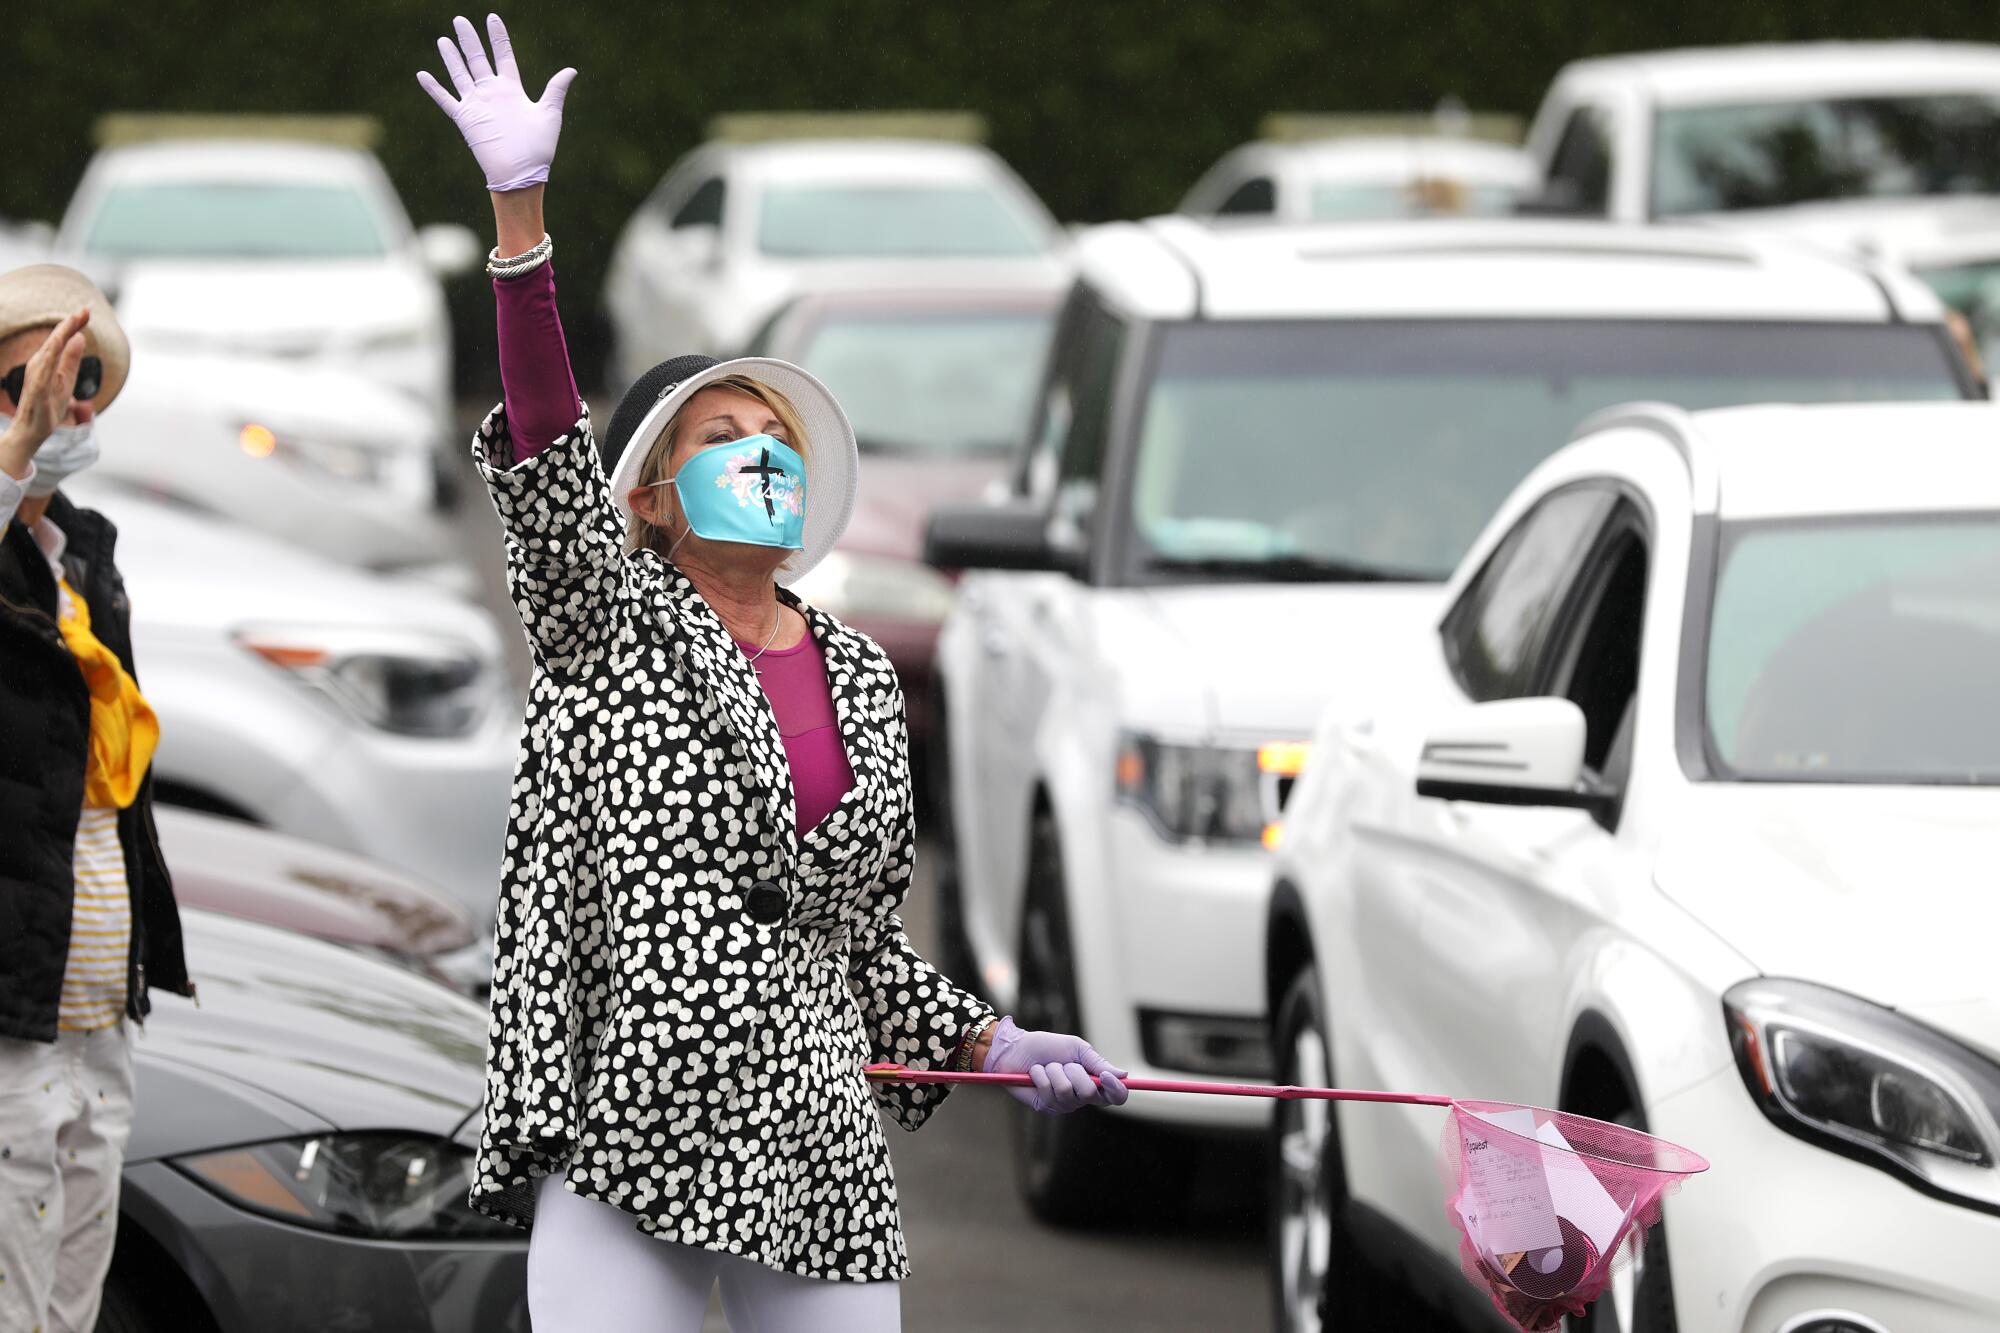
494, 260, 583, 462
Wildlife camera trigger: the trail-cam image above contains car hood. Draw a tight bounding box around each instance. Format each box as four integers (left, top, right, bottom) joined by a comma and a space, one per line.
1707, 197, 2000, 264
1104, 582, 1446, 736
127, 909, 486, 1163
63, 478, 497, 653
842, 451, 1008, 561
1656, 784, 2000, 1056
111, 257, 436, 346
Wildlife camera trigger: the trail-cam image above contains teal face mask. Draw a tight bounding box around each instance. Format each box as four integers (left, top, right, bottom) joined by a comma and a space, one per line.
668, 435, 807, 550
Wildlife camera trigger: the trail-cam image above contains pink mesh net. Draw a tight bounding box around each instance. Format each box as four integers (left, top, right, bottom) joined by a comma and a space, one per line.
1438, 1100, 1709, 1332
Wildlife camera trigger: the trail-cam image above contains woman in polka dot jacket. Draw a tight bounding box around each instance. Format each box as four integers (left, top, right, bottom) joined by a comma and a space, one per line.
419, 16, 1130, 1330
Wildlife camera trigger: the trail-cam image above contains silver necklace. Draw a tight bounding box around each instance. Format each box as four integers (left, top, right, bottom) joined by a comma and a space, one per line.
742, 607, 782, 674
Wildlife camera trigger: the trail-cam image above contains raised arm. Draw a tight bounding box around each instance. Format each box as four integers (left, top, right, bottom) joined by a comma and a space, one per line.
419, 14, 581, 461
420, 16, 614, 667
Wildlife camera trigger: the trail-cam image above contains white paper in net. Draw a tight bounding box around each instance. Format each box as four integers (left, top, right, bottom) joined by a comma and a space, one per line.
1455, 1107, 1563, 1255
1535, 1118, 1632, 1257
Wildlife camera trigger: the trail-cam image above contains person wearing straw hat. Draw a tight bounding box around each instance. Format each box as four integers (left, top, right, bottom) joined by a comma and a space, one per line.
0, 264, 196, 1333
418, 15, 1128, 1332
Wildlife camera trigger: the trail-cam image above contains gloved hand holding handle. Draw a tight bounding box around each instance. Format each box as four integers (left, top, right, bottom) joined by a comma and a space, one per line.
982, 1016, 1130, 1114
417, 13, 575, 192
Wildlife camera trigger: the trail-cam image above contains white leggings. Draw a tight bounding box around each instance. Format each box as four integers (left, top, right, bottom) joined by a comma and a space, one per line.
527, 1172, 902, 1333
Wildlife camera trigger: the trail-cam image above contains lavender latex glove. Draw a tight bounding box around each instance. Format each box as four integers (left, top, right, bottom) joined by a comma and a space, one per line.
982, 1016, 1130, 1115
417, 14, 576, 192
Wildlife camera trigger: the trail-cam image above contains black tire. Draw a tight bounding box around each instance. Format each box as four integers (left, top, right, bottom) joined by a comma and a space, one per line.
925, 674, 977, 989
1567, 1105, 1678, 1333
1010, 808, 1185, 1227
95, 1266, 167, 1333
1269, 966, 1406, 1333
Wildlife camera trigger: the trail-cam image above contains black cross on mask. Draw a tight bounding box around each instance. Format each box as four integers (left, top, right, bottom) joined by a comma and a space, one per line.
740, 445, 787, 523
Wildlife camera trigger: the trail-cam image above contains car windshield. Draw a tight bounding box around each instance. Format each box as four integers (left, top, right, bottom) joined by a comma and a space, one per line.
794, 307, 1055, 454
84, 182, 389, 259
1310, 180, 1523, 219
1706, 514, 2000, 783
1126, 320, 1964, 583
757, 185, 1049, 258
1653, 95, 2000, 217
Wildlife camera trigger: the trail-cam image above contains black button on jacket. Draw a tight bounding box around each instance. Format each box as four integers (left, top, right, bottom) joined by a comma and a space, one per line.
467, 406, 993, 1282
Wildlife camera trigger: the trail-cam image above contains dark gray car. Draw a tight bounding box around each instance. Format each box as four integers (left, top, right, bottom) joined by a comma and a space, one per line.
95, 908, 525, 1333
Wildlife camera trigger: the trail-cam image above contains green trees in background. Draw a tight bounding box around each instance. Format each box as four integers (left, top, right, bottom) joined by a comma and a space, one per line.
11, 0, 1996, 395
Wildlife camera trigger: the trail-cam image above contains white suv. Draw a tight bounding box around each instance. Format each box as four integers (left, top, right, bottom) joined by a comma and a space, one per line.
1524, 43, 2000, 360
1265, 400, 2000, 1333
926, 215, 1974, 1224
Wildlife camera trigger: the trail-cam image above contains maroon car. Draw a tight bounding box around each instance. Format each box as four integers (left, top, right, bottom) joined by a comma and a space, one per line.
744, 283, 1063, 742
154, 806, 489, 994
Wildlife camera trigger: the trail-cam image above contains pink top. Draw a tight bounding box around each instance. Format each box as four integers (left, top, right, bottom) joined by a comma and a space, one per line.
496, 265, 856, 833
735, 629, 858, 833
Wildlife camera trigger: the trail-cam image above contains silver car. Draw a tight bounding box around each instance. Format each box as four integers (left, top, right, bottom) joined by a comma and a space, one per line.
102, 908, 523, 1333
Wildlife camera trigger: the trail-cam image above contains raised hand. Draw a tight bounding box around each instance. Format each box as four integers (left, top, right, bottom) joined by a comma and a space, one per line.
417, 13, 576, 193
1, 308, 91, 476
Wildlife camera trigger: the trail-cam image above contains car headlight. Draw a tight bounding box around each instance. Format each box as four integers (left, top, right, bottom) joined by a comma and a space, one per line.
238, 625, 493, 737
240, 421, 387, 486
173, 1132, 515, 1239
1114, 731, 1308, 845
1725, 978, 2000, 1212
788, 550, 956, 625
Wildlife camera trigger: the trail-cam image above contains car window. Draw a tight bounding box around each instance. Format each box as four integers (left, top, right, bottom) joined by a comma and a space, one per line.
83, 182, 387, 259
1545, 107, 1613, 216
1543, 506, 1649, 776
1654, 95, 2000, 218
756, 184, 1048, 258
1217, 177, 1277, 215
1705, 512, 2000, 782
1442, 486, 1617, 702
791, 306, 1056, 455
672, 177, 726, 229
1120, 319, 1963, 587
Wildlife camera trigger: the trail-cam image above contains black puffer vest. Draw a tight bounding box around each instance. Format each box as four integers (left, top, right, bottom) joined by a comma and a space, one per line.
0, 491, 193, 1042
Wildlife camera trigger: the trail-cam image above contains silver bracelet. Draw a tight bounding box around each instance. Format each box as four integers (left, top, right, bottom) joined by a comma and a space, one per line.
487, 232, 553, 279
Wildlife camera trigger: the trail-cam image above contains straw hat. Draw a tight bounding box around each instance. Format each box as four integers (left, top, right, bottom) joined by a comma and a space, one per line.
602, 354, 859, 587
0, 264, 132, 410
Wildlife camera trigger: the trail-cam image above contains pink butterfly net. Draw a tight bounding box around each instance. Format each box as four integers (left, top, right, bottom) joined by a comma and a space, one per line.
1438, 1100, 1709, 1332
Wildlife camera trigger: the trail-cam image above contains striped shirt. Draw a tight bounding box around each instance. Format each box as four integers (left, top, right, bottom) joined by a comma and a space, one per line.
58, 806, 130, 1031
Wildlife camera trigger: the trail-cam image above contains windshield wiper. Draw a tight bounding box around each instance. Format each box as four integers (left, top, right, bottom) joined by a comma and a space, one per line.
1143, 554, 1435, 583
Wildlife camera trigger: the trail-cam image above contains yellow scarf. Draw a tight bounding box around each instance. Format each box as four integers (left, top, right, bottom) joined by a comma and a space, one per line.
56, 578, 159, 810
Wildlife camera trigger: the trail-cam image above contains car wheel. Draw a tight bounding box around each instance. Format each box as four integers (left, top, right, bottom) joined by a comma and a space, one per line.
1270, 966, 1403, 1332
1568, 1105, 1678, 1333
1009, 808, 1182, 1227
926, 675, 977, 990
95, 1266, 167, 1333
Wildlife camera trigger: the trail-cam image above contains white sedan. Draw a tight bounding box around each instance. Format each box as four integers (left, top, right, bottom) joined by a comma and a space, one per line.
1264, 400, 2000, 1333
68, 476, 517, 925
56, 136, 479, 457
1179, 132, 1535, 222
602, 133, 1066, 383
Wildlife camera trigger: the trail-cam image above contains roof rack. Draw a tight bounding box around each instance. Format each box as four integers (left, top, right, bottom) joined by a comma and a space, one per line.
705, 111, 986, 144
95, 113, 381, 149
1259, 101, 1522, 146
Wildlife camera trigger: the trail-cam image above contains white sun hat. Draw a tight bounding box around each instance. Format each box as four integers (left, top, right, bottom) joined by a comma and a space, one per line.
602, 354, 860, 587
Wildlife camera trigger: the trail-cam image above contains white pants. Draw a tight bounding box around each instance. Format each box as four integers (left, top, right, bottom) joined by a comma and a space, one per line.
0, 1021, 137, 1333
528, 1171, 902, 1333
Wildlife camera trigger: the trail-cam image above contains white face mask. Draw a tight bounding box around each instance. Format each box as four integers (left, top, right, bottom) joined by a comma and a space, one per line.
0, 414, 100, 498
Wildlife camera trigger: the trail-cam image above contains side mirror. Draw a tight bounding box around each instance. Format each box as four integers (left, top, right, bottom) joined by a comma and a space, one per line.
417, 223, 482, 278
925, 499, 1078, 574
1415, 698, 1606, 811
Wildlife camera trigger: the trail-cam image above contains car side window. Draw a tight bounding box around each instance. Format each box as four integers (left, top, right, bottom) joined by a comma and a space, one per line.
1217, 177, 1277, 215
1442, 485, 1617, 701
1542, 504, 1649, 779
672, 177, 726, 229
1019, 288, 1125, 515
1545, 107, 1613, 216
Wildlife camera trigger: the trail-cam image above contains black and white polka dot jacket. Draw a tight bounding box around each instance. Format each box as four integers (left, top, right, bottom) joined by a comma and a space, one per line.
466, 405, 992, 1281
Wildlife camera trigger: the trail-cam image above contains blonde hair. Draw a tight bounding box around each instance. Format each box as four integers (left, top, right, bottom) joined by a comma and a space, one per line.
628, 374, 812, 560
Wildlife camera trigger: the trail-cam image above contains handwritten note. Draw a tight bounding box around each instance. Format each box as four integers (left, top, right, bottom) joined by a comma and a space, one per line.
1455, 1107, 1563, 1255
